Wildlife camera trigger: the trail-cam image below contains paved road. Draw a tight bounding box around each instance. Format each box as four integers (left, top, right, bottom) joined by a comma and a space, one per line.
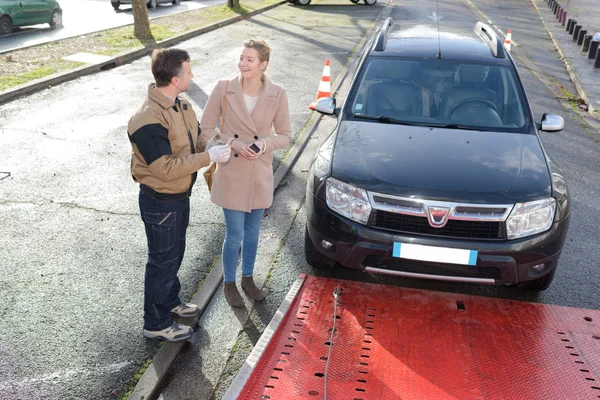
0, 0, 224, 53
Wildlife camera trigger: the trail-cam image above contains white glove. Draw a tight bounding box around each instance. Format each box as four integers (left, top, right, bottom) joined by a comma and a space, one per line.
207, 144, 231, 163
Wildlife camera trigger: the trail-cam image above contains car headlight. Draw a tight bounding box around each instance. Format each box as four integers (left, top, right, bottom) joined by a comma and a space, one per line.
326, 177, 372, 225
506, 198, 556, 240
552, 172, 569, 221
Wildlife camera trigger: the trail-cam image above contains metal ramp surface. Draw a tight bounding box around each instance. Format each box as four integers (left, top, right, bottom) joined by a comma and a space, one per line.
225, 274, 600, 399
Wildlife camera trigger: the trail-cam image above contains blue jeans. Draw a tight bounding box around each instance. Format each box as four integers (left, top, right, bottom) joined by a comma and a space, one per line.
139, 191, 189, 331
222, 208, 264, 283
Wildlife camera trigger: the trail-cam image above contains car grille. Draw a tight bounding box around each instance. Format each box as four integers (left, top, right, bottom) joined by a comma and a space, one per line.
370, 210, 506, 240
363, 255, 501, 280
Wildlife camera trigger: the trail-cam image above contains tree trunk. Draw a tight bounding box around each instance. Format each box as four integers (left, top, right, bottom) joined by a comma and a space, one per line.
227, 0, 240, 9
132, 0, 152, 40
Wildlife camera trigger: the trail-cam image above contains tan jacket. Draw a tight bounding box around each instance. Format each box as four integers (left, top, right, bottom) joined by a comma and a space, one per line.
200, 77, 291, 212
128, 84, 210, 198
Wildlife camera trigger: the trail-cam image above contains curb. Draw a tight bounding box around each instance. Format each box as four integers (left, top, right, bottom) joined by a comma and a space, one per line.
0, 1, 286, 105
127, 2, 394, 399
529, 0, 600, 120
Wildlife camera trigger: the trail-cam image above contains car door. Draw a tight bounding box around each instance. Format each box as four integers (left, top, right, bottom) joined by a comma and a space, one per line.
19, 0, 50, 26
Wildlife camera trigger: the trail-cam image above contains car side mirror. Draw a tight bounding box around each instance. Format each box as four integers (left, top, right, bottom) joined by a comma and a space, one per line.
539, 113, 564, 132
315, 97, 340, 117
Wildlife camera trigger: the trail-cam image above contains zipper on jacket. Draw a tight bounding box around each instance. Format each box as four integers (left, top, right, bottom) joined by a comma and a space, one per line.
177, 99, 196, 154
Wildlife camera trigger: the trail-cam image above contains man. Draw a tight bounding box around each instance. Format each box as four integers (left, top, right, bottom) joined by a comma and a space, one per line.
128, 48, 230, 341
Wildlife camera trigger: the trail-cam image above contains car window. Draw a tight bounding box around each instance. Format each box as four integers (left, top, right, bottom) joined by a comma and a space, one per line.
347, 57, 530, 133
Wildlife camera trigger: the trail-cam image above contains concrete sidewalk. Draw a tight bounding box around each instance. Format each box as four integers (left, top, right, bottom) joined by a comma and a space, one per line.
531, 0, 600, 119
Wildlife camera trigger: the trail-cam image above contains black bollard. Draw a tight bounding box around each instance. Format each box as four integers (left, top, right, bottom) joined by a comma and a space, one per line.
583, 35, 592, 52
594, 49, 600, 68
578, 30, 587, 46
569, 21, 577, 35
553, 3, 557, 14
589, 41, 600, 60
567, 19, 574, 32
573, 25, 581, 40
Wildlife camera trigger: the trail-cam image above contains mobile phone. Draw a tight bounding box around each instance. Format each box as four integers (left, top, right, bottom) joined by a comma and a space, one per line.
249, 143, 261, 153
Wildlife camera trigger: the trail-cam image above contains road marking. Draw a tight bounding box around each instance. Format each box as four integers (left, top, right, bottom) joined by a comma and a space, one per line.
427, 12, 443, 22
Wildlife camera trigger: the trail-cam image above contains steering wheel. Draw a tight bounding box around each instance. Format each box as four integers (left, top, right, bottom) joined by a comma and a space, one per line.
449, 99, 497, 118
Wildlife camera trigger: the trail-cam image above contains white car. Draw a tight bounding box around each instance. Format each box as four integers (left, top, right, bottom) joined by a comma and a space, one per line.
111, 0, 180, 10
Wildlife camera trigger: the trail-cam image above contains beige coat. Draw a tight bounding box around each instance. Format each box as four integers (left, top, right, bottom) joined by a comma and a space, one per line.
200, 76, 291, 212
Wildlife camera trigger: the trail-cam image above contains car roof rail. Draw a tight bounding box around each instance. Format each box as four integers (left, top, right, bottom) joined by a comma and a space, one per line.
474, 21, 506, 59
373, 17, 394, 52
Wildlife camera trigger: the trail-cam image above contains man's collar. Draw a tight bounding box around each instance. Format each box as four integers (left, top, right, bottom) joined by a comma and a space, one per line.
147, 83, 179, 109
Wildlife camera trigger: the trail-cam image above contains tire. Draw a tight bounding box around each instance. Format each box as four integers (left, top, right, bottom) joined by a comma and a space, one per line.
49, 10, 62, 28
0, 16, 13, 35
147, 0, 157, 8
172, 0, 180, 4
518, 268, 556, 292
111, 1, 120, 9
296, 0, 311, 5
363, 0, 377, 4
304, 227, 335, 269
350, 0, 360, 3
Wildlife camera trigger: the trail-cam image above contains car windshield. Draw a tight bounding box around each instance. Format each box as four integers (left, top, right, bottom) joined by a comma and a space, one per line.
347, 57, 530, 133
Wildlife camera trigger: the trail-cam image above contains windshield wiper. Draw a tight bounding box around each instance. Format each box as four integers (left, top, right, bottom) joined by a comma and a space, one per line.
354, 114, 420, 126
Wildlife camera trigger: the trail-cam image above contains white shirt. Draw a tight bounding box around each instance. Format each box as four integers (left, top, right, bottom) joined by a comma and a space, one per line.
243, 94, 260, 114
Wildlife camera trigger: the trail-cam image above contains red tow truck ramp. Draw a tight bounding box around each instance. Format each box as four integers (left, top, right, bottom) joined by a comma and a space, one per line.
223, 274, 600, 399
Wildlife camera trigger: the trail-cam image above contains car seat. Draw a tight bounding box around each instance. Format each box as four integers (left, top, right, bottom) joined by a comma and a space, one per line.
364, 61, 423, 118
440, 64, 499, 121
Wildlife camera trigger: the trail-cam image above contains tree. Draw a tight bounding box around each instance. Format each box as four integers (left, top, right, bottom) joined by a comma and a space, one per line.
227, 0, 240, 9
132, 0, 152, 40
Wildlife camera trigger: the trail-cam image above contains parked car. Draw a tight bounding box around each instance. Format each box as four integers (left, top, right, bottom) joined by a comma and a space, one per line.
0, 0, 62, 35
305, 18, 570, 291
111, 0, 180, 10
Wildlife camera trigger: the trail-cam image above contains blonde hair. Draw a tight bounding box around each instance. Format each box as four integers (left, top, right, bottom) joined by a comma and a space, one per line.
244, 39, 271, 71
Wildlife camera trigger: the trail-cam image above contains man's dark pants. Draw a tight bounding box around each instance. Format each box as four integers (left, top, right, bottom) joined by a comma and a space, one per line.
139, 191, 189, 331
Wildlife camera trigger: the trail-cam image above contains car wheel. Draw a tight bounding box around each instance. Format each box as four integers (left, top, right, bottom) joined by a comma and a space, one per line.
518, 268, 556, 292
111, 1, 120, 9
0, 16, 12, 35
172, 0, 180, 4
350, 0, 360, 3
363, 0, 377, 4
295, 0, 311, 5
147, 0, 157, 8
49, 10, 62, 28
304, 227, 335, 269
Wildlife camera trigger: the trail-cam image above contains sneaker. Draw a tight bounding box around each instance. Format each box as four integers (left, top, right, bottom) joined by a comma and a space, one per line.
143, 322, 193, 342
170, 303, 201, 318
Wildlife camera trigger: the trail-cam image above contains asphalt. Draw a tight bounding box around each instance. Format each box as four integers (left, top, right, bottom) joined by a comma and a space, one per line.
531, 0, 600, 118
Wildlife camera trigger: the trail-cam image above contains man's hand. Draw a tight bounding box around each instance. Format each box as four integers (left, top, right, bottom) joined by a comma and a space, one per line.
208, 144, 231, 163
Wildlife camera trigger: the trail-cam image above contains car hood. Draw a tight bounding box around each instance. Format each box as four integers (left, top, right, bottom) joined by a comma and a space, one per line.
330, 121, 552, 204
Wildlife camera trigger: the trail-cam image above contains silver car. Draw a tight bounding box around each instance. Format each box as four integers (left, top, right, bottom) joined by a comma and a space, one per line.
111, 0, 180, 10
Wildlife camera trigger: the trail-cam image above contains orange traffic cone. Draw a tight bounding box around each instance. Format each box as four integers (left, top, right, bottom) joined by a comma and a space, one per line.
504, 29, 512, 52
309, 60, 331, 110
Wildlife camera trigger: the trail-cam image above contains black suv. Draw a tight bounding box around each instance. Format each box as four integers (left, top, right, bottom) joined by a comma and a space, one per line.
305, 18, 570, 291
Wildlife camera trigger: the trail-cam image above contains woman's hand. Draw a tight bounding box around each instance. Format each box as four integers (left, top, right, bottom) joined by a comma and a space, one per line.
231, 138, 260, 160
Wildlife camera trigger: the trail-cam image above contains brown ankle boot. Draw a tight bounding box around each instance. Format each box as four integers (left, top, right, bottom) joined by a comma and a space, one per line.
223, 282, 245, 308
241, 276, 265, 301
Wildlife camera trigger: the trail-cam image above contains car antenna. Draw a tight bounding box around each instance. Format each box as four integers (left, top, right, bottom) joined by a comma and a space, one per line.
436, 0, 442, 59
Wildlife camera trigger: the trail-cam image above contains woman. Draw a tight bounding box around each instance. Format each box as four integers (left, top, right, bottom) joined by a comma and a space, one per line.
200, 39, 291, 308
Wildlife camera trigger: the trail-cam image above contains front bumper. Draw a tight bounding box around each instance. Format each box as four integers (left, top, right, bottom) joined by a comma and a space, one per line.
306, 193, 569, 285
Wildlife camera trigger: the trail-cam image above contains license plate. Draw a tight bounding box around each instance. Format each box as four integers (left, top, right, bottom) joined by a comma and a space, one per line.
393, 243, 478, 266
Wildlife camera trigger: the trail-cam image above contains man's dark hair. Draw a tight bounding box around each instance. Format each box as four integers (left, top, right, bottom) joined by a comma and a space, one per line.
151, 48, 190, 87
